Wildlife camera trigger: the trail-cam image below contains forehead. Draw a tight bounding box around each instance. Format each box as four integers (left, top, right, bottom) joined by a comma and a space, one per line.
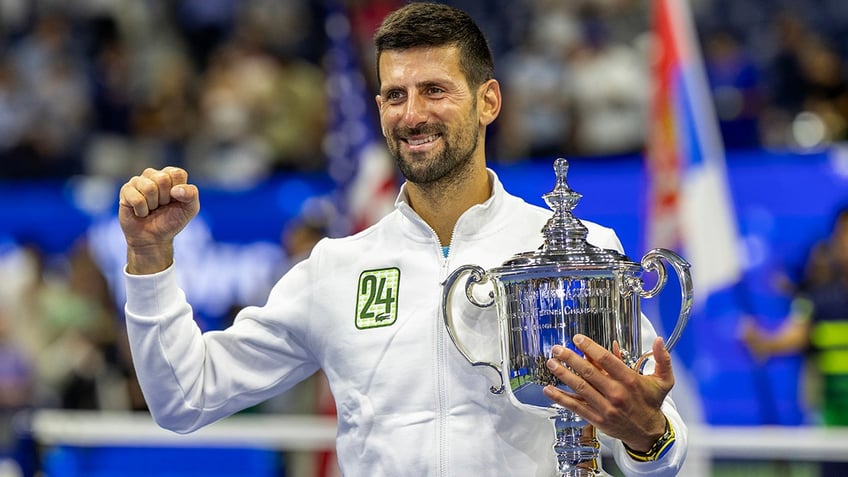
378, 45, 465, 89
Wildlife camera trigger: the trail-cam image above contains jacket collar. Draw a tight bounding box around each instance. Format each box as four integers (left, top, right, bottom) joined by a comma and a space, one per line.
393, 169, 510, 242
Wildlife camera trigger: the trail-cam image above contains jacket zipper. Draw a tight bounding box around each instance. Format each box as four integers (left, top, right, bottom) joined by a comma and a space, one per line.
400, 200, 458, 477
436, 227, 460, 477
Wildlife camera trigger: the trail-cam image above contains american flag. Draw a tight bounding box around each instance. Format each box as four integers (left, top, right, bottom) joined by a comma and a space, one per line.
323, 4, 397, 236
310, 5, 399, 477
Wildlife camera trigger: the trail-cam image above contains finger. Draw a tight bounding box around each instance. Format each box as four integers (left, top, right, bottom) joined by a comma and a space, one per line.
542, 365, 603, 422
119, 180, 150, 217
650, 337, 675, 384
143, 168, 175, 206
612, 340, 622, 360
130, 172, 162, 212
159, 167, 198, 204
546, 348, 607, 405
571, 334, 632, 380
162, 166, 189, 186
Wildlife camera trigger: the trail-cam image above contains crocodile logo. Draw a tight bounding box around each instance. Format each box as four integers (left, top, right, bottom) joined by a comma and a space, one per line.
375, 312, 393, 322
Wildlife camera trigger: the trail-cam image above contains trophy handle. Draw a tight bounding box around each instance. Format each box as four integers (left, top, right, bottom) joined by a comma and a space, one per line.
637, 248, 694, 356
441, 264, 505, 394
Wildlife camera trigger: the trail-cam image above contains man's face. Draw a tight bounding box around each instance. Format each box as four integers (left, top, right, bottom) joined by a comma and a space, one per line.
376, 46, 481, 185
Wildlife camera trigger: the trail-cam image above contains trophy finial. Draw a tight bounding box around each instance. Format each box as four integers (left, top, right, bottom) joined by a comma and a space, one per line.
553, 157, 568, 180
541, 158, 589, 251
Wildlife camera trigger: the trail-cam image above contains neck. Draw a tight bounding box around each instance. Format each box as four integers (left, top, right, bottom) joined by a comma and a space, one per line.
405, 164, 491, 246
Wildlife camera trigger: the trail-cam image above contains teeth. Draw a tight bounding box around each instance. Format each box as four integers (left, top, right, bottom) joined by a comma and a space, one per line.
408, 135, 438, 146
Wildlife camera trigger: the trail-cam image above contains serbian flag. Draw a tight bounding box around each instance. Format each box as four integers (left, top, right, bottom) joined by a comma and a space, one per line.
646, 0, 741, 296
324, 3, 398, 235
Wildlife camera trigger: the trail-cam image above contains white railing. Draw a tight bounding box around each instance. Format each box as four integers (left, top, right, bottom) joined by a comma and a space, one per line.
28, 410, 848, 462
29, 410, 337, 451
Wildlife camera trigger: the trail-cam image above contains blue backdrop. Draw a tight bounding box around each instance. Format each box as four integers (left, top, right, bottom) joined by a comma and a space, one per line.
2, 148, 846, 427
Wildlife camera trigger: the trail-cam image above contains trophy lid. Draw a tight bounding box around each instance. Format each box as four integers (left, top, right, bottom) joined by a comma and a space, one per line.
491, 158, 638, 277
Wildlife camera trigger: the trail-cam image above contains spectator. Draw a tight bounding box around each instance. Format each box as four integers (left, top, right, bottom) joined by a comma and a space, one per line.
759, 12, 848, 148
742, 204, 848, 475
798, 38, 848, 143
703, 28, 763, 150
764, 13, 810, 126
743, 205, 848, 423
184, 39, 276, 187
0, 305, 33, 462
9, 11, 90, 178
496, 1, 578, 161
567, 5, 648, 157
174, 0, 239, 71
11, 239, 125, 410
0, 57, 35, 178
128, 49, 198, 174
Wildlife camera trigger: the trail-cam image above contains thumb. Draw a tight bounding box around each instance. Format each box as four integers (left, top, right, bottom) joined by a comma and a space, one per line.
651, 336, 675, 384
170, 184, 199, 204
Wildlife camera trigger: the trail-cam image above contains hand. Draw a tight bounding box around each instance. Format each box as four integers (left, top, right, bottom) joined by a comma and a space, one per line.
739, 315, 768, 360
543, 334, 673, 452
118, 167, 200, 274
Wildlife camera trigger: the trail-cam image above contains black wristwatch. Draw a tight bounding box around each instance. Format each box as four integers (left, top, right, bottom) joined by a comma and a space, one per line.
623, 415, 676, 462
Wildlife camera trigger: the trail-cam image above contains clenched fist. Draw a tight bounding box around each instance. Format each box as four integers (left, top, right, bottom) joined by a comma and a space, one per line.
118, 167, 200, 275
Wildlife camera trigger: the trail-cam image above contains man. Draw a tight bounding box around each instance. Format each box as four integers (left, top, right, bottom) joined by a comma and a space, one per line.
118, 3, 687, 475
742, 205, 848, 475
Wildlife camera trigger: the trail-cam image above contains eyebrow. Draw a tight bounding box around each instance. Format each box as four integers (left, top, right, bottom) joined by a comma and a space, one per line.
381, 77, 455, 94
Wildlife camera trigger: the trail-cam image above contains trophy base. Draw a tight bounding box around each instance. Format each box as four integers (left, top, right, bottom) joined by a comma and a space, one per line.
556, 470, 609, 477
509, 386, 609, 476
551, 407, 609, 477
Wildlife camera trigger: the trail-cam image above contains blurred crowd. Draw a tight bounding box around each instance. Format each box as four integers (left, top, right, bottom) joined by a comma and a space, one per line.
0, 235, 142, 472
2, 0, 848, 473
0, 0, 847, 184
0, 208, 332, 474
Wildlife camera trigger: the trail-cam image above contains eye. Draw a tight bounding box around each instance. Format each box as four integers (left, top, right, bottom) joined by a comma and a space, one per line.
382, 89, 406, 104
425, 85, 446, 96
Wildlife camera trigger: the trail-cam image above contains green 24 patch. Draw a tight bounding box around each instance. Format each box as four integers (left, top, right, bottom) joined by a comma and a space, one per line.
355, 268, 400, 329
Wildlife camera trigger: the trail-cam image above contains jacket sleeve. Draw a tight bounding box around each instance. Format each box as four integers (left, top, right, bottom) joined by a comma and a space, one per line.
123, 260, 320, 433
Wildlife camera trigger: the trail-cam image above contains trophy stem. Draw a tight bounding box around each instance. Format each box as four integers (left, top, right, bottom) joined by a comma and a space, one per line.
551, 407, 606, 477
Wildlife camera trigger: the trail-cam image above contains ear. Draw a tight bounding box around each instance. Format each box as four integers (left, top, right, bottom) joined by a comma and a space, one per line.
375, 94, 387, 137
478, 79, 501, 127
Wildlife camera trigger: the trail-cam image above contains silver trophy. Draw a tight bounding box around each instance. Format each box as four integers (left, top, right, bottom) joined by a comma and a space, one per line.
441, 158, 693, 476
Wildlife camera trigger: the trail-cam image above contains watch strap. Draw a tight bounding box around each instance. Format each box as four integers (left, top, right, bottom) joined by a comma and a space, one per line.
623, 415, 676, 462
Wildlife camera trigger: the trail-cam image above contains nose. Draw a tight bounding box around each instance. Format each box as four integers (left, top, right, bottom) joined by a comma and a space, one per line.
401, 93, 428, 128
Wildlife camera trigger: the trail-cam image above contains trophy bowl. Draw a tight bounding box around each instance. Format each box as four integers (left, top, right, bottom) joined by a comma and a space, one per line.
441, 158, 693, 476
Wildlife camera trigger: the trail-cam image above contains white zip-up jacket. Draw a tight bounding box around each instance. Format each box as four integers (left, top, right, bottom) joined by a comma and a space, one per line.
124, 170, 687, 476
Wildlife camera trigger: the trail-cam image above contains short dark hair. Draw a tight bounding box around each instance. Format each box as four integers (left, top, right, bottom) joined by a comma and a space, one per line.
374, 2, 494, 89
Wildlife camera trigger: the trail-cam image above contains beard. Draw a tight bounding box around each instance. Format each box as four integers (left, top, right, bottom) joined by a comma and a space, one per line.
388, 103, 480, 187
391, 125, 477, 186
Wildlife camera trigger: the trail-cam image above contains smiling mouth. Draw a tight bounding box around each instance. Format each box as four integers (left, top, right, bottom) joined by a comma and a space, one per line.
404, 134, 440, 146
